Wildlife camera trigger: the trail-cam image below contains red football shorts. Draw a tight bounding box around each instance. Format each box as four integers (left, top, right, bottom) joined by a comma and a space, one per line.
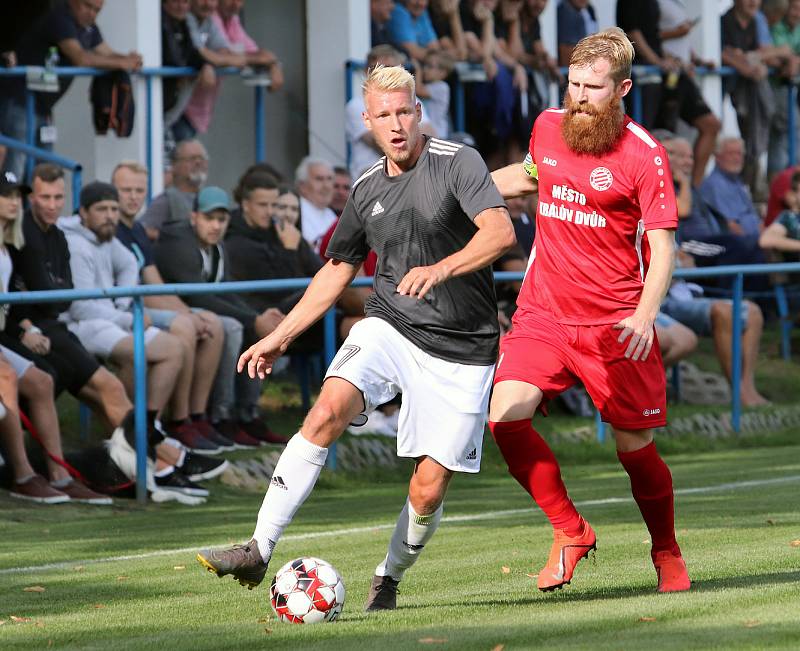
494, 307, 667, 430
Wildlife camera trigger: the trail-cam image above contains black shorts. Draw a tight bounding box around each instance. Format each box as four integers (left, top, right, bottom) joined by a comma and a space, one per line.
0, 320, 100, 396
656, 72, 713, 131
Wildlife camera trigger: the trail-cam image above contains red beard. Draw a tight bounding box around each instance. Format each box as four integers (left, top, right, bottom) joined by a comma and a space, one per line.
561, 94, 625, 155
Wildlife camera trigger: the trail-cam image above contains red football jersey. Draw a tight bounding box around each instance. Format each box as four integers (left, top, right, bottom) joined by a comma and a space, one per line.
517, 109, 678, 325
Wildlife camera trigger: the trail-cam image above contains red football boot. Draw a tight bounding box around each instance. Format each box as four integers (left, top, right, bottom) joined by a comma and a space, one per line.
537, 518, 596, 592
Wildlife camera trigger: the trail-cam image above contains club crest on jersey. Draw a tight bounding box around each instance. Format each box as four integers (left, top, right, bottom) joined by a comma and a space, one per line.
589, 167, 613, 192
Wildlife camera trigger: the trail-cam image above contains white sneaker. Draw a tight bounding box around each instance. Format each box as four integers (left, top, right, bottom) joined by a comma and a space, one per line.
347, 411, 397, 437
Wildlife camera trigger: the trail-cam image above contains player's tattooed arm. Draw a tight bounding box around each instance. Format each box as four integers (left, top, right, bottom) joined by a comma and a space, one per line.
613, 228, 676, 362
491, 158, 538, 198
397, 207, 516, 300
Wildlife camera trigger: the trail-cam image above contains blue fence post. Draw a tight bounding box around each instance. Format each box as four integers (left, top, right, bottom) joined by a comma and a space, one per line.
72, 168, 82, 213
24, 91, 36, 180
731, 273, 743, 434
323, 308, 337, 470
145, 75, 153, 202
595, 410, 605, 443
789, 82, 798, 167
132, 296, 149, 503
254, 85, 265, 162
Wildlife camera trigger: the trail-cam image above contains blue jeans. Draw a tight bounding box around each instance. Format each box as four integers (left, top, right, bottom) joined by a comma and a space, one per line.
0, 97, 51, 179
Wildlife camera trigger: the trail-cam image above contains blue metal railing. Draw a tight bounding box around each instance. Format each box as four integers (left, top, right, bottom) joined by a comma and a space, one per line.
0, 66, 268, 200
0, 134, 82, 211
1, 263, 798, 502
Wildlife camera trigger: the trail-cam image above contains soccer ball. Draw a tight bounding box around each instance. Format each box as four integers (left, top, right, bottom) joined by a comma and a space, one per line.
270, 557, 346, 624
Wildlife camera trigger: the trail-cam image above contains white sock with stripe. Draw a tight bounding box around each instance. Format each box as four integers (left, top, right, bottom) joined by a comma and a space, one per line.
375, 500, 443, 581
252, 432, 328, 562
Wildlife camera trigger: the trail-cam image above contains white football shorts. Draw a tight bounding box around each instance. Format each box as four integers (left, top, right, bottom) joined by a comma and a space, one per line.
324, 317, 494, 473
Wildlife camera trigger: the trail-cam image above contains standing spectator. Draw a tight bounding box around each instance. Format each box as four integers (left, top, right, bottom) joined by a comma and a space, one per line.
0, 0, 142, 178
768, 0, 800, 177
372, 0, 397, 47
346, 45, 407, 179
154, 186, 288, 447
388, 0, 442, 61
330, 167, 352, 217
616, 0, 679, 129
429, 0, 469, 61
557, 0, 598, 67
657, 0, 722, 187
296, 157, 338, 253
161, 0, 216, 150
112, 161, 232, 454
138, 139, 209, 240
721, 0, 798, 197
178, 0, 285, 141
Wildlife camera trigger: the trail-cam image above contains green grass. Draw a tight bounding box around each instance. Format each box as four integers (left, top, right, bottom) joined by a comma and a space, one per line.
2, 443, 799, 650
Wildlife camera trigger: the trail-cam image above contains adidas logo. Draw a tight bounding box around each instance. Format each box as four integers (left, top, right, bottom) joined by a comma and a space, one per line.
371, 201, 384, 216
465, 447, 477, 460
270, 475, 288, 491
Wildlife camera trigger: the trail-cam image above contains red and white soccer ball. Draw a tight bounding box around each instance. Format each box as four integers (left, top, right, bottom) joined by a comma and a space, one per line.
270, 557, 346, 624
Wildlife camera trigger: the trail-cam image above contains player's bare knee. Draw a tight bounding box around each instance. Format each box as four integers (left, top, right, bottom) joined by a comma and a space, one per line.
301, 401, 346, 447
408, 480, 446, 514
613, 427, 654, 453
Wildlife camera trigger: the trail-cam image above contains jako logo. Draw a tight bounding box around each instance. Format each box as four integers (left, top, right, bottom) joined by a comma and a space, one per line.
542, 156, 557, 167
642, 408, 662, 416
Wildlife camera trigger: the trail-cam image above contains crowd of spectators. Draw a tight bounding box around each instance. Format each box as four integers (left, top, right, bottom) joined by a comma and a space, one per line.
1, 0, 799, 505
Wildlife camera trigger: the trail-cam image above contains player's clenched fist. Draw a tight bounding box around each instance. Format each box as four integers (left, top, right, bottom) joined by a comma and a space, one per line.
396, 264, 450, 300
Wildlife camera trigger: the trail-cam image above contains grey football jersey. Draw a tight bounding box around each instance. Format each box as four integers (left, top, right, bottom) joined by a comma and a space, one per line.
326, 137, 505, 365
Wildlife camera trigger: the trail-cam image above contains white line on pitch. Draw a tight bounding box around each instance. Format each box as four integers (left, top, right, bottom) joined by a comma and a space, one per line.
2, 474, 798, 576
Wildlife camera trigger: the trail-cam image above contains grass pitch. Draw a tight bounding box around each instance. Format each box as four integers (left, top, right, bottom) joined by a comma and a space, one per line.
2, 441, 799, 651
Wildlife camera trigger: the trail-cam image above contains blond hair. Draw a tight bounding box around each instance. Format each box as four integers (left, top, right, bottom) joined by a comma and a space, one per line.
2, 204, 24, 250
362, 64, 416, 99
112, 160, 149, 180
570, 27, 634, 85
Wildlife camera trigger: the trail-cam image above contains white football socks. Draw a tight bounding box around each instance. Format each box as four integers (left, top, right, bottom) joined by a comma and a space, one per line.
252, 432, 328, 562
376, 499, 443, 581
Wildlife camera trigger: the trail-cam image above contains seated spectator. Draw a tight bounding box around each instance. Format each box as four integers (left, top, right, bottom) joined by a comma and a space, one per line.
766, 160, 800, 226
759, 169, 800, 257
161, 0, 217, 149
178, 0, 285, 141
111, 161, 234, 454
387, 0, 442, 61
416, 50, 454, 140
4, 164, 209, 493
0, 0, 142, 178
58, 183, 203, 450
699, 137, 762, 237
346, 45, 408, 179
139, 139, 209, 240
721, 0, 799, 196
372, 0, 397, 47
296, 156, 339, 253
558, 0, 598, 67
330, 167, 352, 218
663, 135, 767, 276
154, 186, 288, 446
654, 312, 698, 369
275, 185, 302, 227
0, 174, 110, 504
661, 258, 769, 407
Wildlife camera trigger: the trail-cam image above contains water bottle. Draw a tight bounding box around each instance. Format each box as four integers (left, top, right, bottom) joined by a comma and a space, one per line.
45, 46, 59, 71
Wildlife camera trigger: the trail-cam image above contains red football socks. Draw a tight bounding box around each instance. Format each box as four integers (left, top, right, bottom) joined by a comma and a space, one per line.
617, 442, 680, 557
489, 419, 583, 535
